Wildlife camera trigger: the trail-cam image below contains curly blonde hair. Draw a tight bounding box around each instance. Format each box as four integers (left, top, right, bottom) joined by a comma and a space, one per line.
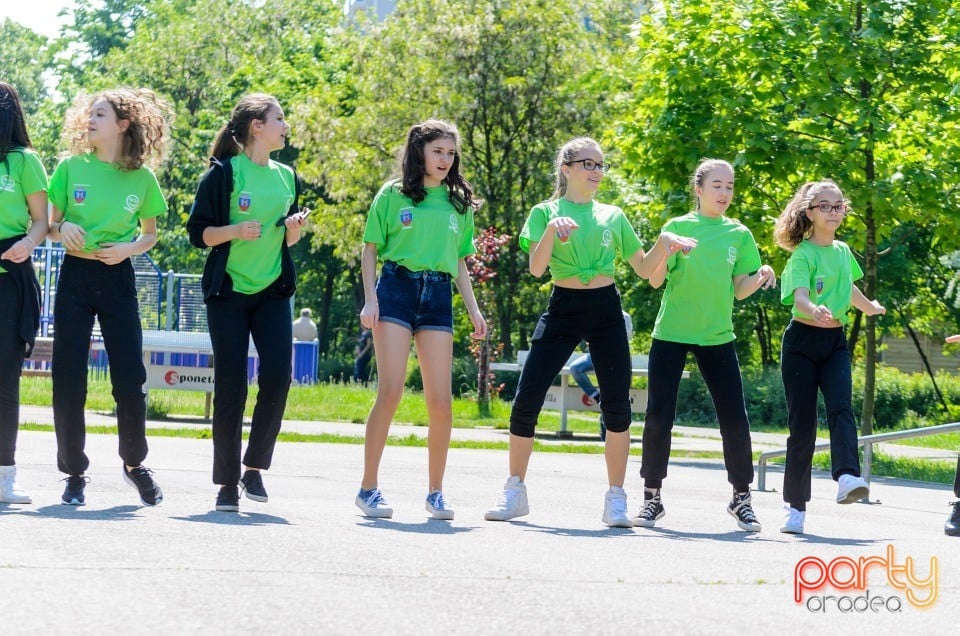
773, 179, 848, 251
62, 88, 173, 171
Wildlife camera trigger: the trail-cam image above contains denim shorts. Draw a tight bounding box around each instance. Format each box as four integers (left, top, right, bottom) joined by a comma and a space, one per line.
376, 261, 453, 333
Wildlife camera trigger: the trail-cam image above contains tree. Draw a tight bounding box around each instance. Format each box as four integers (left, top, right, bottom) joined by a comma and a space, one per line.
296, 0, 638, 358
0, 19, 51, 114
613, 0, 960, 436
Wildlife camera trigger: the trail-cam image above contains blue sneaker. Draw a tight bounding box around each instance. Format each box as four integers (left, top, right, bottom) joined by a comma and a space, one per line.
123, 465, 163, 506
61, 474, 88, 506
426, 490, 454, 520
356, 488, 393, 518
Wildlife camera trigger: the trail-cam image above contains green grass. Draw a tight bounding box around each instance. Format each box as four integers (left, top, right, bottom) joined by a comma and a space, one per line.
769, 450, 956, 485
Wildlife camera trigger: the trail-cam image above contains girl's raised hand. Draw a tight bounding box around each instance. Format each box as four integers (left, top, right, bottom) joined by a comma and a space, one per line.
756, 264, 777, 290
236, 220, 262, 241
59, 221, 86, 251
946, 335, 960, 344
547, 216, 579, 242
866, 300, 886, 316
661, 231, 697, 254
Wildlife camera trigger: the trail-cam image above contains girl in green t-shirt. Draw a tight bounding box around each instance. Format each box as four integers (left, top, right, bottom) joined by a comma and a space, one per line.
0, 81, 48, 505
47, 88, 172, 507
187, 93, 307, 512
637, 159, 776, 533
774, 179, 886, 535
356, 120, 487, 521
484, 137, 694, 527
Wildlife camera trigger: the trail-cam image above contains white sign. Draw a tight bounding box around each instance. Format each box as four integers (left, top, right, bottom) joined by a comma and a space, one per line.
146, 365, 216, 391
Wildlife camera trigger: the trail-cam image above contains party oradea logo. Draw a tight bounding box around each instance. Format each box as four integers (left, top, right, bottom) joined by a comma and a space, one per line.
794, 545, 938, 613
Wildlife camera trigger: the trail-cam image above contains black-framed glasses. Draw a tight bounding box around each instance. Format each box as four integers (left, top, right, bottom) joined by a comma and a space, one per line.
564, 158, 610, 173
809, 202, 847, 214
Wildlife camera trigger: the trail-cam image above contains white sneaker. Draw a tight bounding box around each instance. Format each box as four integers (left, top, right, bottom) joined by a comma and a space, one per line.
780, 506, 805, 534
425, 490, 454, 520
484, 475, 529, 521
836, 474, 869, 504
355, 488, 393, 518
0, 465, 31, 504
602, 486, 632, 528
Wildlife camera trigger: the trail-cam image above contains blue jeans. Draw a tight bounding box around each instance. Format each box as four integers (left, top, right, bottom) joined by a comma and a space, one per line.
569, 353, 598, 398
376, 261, 453, 333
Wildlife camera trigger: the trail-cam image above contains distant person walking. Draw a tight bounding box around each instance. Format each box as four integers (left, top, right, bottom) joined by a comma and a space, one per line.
352, 328, 373, 385
187, 93, 308, 512
0, 81, 47, 505
48, 88, 172, 507
292, 307, 317, 341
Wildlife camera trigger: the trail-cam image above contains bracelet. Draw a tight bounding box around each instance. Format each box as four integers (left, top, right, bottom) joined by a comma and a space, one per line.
22, 236, 36, 247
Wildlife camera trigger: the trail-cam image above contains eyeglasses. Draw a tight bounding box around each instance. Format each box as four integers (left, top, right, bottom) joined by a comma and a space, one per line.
564, 158, 610, 173
808, 202, 847, 215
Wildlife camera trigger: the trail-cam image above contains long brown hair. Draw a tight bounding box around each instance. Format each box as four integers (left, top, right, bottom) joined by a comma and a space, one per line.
774, 179, 846, 250
62, 88, 173, 171
209, 93, 279, 163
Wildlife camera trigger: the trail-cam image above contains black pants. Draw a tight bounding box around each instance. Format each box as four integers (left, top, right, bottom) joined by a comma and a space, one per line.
53, 256, 147, 475
207, 283, 292, 485
780, 321, 861, 509
640, 338, 754, 492
0, 275, 25, 466
510, 285, 631, 437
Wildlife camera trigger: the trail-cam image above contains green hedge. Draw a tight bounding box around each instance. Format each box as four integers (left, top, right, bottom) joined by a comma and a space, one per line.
676, 364, 960, 430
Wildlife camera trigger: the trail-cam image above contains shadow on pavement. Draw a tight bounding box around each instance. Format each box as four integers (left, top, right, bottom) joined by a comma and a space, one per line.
357, 519, 477, 534
171, 511, 291, 526
2, 504, 143, 520
513, 521, 638, 538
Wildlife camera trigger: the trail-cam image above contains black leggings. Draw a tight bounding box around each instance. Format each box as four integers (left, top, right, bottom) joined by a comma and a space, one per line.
640, 338, 755, 492
510, 285, 631, 437
207, 281, 292, 485
780, 321, 861, 509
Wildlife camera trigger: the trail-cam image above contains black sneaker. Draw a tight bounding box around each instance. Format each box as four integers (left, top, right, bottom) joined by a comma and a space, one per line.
634, 489, 665, 527
240, 469, 268, 503
946, 501, 960, 537
61, 474, 89, 505
728, 490, 762, 532
216, 485, 240, 512
122, 465, 163, 506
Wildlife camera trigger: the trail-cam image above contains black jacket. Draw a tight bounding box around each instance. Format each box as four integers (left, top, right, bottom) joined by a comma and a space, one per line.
0, 235, 42, 356
186, 157, 300, 301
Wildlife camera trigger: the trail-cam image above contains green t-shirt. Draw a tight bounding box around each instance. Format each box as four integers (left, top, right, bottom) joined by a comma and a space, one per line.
48, 153, 166, 253
780, 239, 863, 325
0, 148, 48, 274
519, 198, 643, 284
652, 212, 762, 345
226, 154, 297, 294
362, 180, 475, 277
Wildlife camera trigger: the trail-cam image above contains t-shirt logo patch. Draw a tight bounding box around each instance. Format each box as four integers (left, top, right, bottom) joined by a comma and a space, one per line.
400, 208, 413, 227
0, 175, 14, 192
816, 276, 824, 294
124, 194, 141, 213
238, 193, 252, 213
601, 229, 613, 248
73, 185, 87, 204
448, 214, 458, 233
727, 247, 737, 265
